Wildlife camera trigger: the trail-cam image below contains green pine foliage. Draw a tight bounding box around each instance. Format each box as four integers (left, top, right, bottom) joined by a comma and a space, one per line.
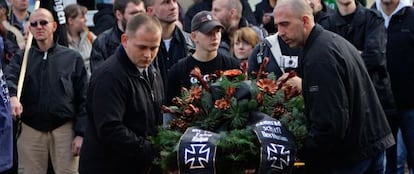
152, 64, 307, 172
216, 128, 260, 173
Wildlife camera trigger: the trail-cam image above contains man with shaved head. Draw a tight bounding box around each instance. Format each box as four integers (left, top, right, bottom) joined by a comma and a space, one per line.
5, 8, 88, 174
274, 0, 394, 172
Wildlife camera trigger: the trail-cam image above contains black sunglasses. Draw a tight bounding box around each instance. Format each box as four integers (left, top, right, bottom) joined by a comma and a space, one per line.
30, 20, 49, 27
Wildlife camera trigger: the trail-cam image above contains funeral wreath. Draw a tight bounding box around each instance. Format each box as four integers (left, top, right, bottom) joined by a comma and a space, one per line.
151, 58, 307, 173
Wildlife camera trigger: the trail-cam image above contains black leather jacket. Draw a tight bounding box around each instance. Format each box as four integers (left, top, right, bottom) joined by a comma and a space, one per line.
155, 26, 194, 95
90, 25, 123, 73
300, 25, 394, 170
322, 4, 396, 115
5, 44, 88, 135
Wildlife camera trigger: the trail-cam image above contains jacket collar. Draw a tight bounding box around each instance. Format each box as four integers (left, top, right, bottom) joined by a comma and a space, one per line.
32, 41, 58, 53
114, 24, 124, 41
332, 3, 365, 27
298, 24, 323, 77
117, 45, 156, 77
172, 25, 185, 44
302, 24, 324, 56
391, 6, 410, 17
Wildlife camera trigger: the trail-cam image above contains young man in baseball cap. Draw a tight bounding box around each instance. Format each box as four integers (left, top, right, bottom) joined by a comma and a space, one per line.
165, 10, 240, 105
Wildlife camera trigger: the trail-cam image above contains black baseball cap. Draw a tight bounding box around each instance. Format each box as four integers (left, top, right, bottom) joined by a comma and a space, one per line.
191, 11, 224, 34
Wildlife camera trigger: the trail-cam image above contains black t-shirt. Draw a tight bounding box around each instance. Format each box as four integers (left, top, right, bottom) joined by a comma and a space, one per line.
166, 53, 240, 104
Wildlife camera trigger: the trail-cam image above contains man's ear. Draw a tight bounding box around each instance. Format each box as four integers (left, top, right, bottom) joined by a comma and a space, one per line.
229, 8, 236, 19
51, 21, 58, 32
67, 17, 73, 25
115, 10, 123, 21
191, 31, 197, 43
121, 33, 128, 47
302, 15, 312, 26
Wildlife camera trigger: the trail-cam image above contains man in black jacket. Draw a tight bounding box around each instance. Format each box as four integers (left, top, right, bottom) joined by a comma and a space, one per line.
6, 8, 88, 174
90, 0, 145, 73
145, 0, 194, 101
80, 13, 164, 174
322, 0, 398, 172
254, 0, 277, 34
274, 0, 394, 173
374, 0, 414, 172
91, 2, 115, 35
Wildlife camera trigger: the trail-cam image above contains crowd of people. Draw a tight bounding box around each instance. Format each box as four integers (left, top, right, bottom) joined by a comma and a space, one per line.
0, 0, 413, 173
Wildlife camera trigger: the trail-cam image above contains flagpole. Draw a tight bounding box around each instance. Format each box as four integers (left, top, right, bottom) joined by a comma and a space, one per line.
17, 0, 40, 100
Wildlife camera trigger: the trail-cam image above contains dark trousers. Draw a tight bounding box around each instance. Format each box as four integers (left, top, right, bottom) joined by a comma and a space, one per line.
385, 113, 399, 174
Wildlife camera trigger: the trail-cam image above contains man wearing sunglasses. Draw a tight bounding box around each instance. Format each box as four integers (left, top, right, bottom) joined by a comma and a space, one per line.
5, 8, 88, 174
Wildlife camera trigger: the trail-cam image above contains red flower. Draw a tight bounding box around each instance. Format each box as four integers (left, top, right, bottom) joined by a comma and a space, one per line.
257, 78, 278, 95
223, 69, 242, 78
214, 98, 231, 110
185, 86, 203, 103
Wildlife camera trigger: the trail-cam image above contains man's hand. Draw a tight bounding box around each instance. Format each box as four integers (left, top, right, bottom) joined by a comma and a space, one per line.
277, 72, 302, 92
262, 13, 273, 25
72, 136, 83, 156
10, 96, 23, 120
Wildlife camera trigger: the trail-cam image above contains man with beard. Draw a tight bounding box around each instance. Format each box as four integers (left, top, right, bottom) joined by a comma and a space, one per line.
212, 0, 267, 57
145, 0, 194, 102
90, 0, 145, 73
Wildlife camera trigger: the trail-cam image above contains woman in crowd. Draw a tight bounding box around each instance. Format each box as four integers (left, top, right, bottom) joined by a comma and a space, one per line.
230, 27, 259, 60
64, 4, 96, 78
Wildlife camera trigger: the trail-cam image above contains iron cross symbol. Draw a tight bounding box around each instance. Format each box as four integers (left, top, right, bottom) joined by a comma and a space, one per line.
267, 143, 291, 170
184, 144, 210, 169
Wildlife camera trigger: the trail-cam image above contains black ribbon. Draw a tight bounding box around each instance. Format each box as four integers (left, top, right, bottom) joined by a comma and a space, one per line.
248, 111, 296, 173
178, 127, 219, 174
177, 112, 296, 173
